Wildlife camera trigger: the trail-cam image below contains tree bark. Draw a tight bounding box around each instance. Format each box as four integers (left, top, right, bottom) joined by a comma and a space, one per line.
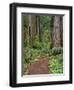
60, 17, 63, 47
29, 15, 37, 47
52, 16, 63, 48
36, 16, 40, 35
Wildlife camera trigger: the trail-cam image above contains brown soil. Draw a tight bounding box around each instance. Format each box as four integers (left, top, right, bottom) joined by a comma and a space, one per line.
27, 57, 49, 75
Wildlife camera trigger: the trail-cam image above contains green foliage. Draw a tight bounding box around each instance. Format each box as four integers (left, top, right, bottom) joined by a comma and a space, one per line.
32, 35, 42, 49
40, 16, 53, 30
22, 15, 29, 31
22, 15, 30, 48
23, 47, 63, 74
24, 47, 31, 64
51, 47, 63, 55
49, 54, 63, 73
22, 15, 63, 75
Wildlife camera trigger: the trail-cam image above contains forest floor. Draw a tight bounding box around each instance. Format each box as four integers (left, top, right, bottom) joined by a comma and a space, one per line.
27, 56, 50, 75
23, 48, 63, 75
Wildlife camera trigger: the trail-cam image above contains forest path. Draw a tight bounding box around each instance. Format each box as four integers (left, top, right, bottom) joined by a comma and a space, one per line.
27, 57, 50, 75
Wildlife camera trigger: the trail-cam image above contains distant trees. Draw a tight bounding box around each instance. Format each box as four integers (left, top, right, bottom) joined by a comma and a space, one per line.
23, 15, 63, 49
28, 15, 44, 47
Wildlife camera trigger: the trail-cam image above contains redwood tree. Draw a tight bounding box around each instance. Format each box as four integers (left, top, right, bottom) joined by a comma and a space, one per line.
52, 16, 63, 48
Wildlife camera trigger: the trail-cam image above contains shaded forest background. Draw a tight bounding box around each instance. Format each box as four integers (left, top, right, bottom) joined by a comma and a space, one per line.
22, 14, 63, 75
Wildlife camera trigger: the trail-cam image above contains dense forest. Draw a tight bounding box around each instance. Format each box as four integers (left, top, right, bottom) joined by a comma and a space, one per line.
22, 14, 63, 75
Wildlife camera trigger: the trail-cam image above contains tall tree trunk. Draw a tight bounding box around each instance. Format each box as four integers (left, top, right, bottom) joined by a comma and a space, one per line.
29, 15, 37, 47
36, 16, 40, 35
52, 16, 63, 48
36, 16, 43, 42
60, 17, 63, 47
38, 16, 43, 42
29, 15, 32, 47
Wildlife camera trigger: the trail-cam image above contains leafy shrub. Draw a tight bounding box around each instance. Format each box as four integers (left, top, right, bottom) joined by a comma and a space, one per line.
32, 35, 42, 49
51, 47, 63, 55
49, 54, 63, 74
24, 48, 32, 64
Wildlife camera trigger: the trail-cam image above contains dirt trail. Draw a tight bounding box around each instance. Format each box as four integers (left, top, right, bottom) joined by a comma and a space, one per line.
27, 57, 49, 75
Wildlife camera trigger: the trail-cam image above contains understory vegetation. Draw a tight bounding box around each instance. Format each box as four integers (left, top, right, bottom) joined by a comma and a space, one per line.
22, 14, 63, 75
